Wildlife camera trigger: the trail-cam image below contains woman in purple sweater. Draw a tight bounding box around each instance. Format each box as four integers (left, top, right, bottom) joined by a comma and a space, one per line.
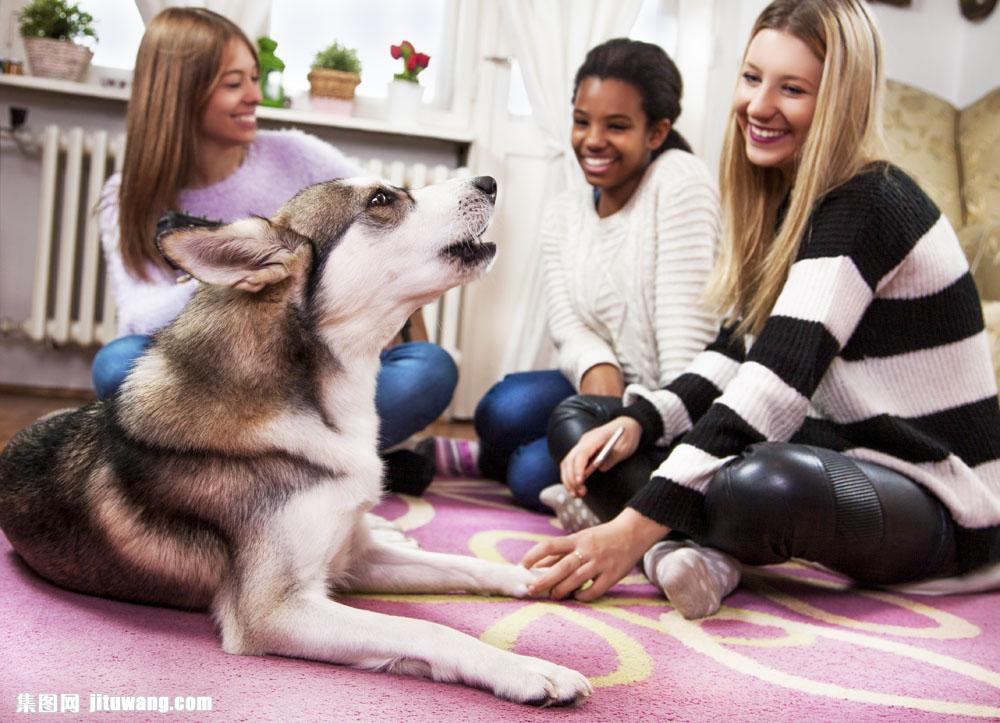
94, 8, 454, 490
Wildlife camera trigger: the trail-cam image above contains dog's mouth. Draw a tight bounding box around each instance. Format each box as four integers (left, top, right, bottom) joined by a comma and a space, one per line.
442, 238, 497, 266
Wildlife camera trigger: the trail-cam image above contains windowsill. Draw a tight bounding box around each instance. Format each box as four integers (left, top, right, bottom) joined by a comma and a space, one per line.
0, 74, 475, 145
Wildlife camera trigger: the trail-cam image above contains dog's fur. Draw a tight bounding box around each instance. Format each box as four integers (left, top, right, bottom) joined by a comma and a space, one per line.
0, 177, 590, 705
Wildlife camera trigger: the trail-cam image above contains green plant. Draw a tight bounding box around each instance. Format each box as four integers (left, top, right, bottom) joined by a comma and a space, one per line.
18, 0, 97, 43
311, 41, 362, 75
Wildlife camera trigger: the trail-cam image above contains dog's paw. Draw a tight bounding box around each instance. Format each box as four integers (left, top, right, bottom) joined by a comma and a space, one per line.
492, 655, 592, 707
489, 564, 547, 598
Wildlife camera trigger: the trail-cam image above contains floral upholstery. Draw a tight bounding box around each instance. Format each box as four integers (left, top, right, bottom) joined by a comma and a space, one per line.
958, 87, 1000, 229
883, 80, 1000, 388
883, 80, 964, 228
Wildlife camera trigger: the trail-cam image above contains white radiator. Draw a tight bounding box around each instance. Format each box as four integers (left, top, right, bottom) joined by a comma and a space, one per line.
25, 125, 123, 346
23, 124, 468, 353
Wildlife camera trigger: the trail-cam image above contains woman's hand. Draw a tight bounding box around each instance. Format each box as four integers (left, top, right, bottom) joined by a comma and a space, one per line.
522, 509, 668, 601
580, 363, 624, 397
560, 417, 642, 497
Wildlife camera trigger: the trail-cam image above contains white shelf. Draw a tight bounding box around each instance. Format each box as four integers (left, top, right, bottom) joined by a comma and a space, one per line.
1, 72, 130, 101
0, 74, 474, 145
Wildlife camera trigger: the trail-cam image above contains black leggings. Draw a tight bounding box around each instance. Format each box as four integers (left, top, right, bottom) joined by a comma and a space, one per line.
548, 394, 960, 585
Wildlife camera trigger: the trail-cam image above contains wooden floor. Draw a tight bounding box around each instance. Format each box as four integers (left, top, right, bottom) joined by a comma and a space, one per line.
0, 388, 473, 450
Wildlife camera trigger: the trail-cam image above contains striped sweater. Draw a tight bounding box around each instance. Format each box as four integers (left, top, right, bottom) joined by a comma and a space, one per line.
541, 149, 721, 391
622, 164, 1000, 574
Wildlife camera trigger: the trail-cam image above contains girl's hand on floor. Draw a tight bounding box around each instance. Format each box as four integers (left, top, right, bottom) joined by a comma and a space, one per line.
522, 509, 668, 601
560, 417, 642, 497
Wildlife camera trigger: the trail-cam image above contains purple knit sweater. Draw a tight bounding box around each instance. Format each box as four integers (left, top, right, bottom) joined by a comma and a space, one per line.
99, 130, 363, 336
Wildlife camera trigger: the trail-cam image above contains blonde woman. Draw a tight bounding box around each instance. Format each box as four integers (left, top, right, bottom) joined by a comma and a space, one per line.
524, 0, 1000, 617
94, 7, 454, 491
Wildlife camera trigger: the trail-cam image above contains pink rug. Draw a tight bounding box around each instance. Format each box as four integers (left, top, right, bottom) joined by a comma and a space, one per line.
2, 477, 999, 721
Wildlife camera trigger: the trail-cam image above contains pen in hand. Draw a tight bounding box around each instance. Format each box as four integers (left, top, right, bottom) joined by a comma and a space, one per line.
583, 425, 625, 478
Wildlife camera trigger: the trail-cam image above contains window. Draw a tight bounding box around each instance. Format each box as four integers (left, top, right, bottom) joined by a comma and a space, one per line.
269, 0, 456, 105
86, 0, 144, 69
76, 1, 459, 110
506, 0, 679, 116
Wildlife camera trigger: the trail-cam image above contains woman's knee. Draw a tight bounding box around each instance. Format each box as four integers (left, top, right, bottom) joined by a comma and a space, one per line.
378, 342, 457, 413
474, 370, 571, 446
547, 394, 622, 461
701, 443, 830, 565
91, 334, 153, 400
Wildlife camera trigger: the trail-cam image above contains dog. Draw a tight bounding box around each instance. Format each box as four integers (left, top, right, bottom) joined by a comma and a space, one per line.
0, 176, 591, 706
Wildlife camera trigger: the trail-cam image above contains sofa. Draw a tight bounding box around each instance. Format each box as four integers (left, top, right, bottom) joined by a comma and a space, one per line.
882, 79, 1000, 386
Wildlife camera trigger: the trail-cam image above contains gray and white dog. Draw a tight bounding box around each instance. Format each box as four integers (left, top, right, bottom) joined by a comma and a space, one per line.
0, 176, 591, 706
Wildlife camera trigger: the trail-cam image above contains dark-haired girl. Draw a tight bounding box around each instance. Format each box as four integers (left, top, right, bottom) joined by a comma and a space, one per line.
455, 38, 721, 511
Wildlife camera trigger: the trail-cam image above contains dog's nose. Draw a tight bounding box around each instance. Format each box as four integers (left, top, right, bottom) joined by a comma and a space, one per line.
472, 176, 497, 203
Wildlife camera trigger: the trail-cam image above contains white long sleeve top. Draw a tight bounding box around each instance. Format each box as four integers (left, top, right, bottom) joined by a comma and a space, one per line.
540, 149, 722, 390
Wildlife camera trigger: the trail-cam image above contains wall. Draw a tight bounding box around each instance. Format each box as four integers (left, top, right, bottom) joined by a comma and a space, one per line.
869, 0, 1000, 108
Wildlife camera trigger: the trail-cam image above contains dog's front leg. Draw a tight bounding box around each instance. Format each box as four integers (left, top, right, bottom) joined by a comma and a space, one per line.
222, 585, 590, 706
349, 534, 542, 597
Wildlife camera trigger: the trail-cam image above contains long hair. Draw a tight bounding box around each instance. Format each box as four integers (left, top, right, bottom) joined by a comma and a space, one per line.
118, 7, 256, 279
707, 0, 887, 334
573, 38, 692, 157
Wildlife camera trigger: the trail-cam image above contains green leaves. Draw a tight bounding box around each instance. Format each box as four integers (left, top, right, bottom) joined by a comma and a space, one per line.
18, 0, 97, 42
311, 41, 362, 75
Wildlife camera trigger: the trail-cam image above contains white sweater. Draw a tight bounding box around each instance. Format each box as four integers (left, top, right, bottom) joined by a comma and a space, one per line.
540, 150, 721, 390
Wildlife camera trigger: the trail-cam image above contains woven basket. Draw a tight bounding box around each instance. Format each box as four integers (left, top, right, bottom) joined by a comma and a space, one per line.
23, 37, 93, 82
307, 68, 361, 100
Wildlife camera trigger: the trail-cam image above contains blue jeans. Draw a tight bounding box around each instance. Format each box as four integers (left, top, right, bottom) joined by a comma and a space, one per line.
92, 336, 457, 450
474, 369, 575, 511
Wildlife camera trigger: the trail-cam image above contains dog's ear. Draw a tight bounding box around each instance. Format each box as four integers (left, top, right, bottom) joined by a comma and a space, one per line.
159, 217, 309, 292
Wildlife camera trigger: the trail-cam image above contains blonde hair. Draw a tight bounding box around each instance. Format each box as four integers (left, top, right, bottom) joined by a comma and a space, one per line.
118, 7, 256, 279
707, 0, 887, 334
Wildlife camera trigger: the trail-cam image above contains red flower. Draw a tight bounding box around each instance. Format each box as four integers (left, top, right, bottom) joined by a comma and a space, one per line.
414, 53, 430, 69
390, 44, 401, 59
406, 53, 418, 72
400, 40, 414, 55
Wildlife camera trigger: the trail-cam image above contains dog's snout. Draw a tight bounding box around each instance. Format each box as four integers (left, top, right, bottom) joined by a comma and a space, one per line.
472, 176, 497, 203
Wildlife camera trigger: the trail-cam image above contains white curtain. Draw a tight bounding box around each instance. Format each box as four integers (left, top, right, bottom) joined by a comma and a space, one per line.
496, 0, 643, 376
134, 0, 272, 41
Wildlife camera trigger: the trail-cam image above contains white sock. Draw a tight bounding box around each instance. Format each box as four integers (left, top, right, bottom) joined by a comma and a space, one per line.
642, 540, 741, 619
538, 484, 601, 533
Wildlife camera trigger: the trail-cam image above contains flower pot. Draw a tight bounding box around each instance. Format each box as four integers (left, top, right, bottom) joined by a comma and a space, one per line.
307, 68, 360, 100
307, 68, 360, 115
23, 36, 93, 82
385, 79, 423, 124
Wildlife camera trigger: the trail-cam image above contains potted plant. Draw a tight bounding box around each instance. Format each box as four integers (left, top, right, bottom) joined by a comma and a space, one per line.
386, 40, 430, 123
307, 41, 362, 114
18, 0, 97, 82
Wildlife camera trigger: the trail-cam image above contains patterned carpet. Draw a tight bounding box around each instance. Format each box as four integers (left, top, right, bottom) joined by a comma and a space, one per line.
2, 477, 999, 721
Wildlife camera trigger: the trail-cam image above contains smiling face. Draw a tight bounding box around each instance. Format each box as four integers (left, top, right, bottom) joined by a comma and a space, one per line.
198, 38, 261, 150
571, 77, 668, 210
733, 28, 823, 175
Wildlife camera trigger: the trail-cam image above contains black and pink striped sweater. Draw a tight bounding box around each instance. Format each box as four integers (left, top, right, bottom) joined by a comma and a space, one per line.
621, 164, 1000, 574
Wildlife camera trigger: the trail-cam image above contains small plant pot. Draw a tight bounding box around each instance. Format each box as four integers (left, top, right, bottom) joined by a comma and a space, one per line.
385, 79, 423, 124
23, 37, 93, 82
307, 68, 360, 101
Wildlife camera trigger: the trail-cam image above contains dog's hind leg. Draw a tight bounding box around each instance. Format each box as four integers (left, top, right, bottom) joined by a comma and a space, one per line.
348, 535, 541, 597
235, 588, 591, 706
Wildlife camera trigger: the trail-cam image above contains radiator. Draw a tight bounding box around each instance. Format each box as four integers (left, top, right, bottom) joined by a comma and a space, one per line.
23, 124, 468, 353
24, 125, 123, 346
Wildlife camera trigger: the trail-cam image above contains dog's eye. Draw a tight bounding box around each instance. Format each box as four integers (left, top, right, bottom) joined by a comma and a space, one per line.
368, 190, 392, 208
